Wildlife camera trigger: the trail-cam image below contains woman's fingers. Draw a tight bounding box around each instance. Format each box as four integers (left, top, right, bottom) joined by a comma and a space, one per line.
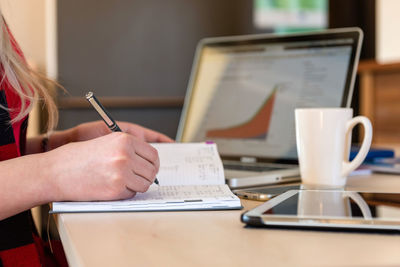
129, 138, 160, 172
119, 122, 174, 143
130, 153, 158, 184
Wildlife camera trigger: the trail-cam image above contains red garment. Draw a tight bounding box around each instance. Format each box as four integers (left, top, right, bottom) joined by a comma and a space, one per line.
0, 86, 38, 267
0, 27, 67, 267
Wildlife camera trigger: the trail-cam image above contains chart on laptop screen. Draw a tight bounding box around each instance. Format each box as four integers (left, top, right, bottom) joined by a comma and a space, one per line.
206, 86, 277, 139
184, 39, 353, 159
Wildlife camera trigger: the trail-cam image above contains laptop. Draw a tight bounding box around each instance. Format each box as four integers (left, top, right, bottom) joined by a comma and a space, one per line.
176, 28, 363, 189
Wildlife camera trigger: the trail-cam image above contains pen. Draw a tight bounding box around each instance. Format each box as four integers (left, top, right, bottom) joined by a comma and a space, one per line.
85, 91, 159, 185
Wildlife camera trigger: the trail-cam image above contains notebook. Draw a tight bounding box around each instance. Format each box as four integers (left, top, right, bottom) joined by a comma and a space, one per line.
176, 28, 363, 188
51, 143, 242, 213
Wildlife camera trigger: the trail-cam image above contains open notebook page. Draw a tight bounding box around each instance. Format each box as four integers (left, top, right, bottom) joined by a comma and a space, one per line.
51, 143, 241, 213
51, 184, 241, 212
151, 142, 225, 186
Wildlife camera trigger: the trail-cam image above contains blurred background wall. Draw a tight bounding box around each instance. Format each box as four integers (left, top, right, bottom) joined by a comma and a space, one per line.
55, 0, 256, 138
1, 0, 399, 140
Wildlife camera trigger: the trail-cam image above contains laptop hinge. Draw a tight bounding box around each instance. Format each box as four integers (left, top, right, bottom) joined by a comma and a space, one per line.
240, 156, 257, 163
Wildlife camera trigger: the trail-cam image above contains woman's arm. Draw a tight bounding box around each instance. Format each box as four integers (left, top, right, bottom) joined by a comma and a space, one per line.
0, 152, 58, 219
1, 132, 160, 220
25, 128, 75, 154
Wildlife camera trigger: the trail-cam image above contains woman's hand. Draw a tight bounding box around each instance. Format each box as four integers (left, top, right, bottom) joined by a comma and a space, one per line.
46, 132, 160, 201
26, 121, 174, 155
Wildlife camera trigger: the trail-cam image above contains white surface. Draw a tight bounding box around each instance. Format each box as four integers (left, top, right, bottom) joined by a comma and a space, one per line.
56, 173, 400, 267
295, 108, 372, 187
0, 0, 47, 71
45, 0, 58, 80
376, 0, 400, 63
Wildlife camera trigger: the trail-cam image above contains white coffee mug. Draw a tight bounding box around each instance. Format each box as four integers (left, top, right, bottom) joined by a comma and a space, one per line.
295, 108, 372, 188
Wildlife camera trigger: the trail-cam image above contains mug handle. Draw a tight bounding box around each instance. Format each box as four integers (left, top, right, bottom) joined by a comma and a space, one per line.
341, 116, 373, 178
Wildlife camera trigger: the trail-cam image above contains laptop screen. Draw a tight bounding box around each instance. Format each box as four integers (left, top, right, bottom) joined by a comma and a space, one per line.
177, 29, 362, 162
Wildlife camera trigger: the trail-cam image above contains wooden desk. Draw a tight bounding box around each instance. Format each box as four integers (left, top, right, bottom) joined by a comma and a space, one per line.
56, 174, 400, 267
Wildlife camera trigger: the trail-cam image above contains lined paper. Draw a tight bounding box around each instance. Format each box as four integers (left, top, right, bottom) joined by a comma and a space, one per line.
151, 143, 225, 186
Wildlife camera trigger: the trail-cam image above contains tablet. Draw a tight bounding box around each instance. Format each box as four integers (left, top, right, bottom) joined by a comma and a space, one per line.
241, 189, 400, 232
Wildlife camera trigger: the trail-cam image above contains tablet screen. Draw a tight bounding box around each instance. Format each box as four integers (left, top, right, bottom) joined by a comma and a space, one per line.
242, 190, 400, 231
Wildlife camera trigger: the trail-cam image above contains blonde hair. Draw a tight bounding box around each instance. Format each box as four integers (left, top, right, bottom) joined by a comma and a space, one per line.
0, 16, 59, 131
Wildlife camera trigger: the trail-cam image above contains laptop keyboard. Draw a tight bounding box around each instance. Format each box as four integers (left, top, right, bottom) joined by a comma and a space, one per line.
223, 163, 285, 172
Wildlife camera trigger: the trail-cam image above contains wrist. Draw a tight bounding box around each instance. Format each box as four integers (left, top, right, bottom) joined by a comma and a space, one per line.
41, 148, 64, 202
45, 127, 77, 150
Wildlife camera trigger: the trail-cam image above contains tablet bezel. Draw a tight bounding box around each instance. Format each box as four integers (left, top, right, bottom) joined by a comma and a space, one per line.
241, 190, 400, 232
